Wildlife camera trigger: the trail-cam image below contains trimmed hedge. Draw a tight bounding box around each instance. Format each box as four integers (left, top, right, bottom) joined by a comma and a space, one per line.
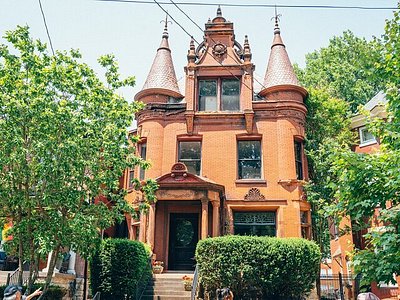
195, 236, 321, 299
90, 239, 151, 300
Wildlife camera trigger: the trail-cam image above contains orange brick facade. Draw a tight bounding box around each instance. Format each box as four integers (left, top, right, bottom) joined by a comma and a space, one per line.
123, 9, 311, 271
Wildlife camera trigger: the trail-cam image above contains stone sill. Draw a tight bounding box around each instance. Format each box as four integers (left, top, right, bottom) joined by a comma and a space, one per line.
235, 179, 267, 185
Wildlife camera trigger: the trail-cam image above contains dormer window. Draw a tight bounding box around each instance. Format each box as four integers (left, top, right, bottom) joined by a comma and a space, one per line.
359, 127, 376, 146
198, 78, 240, 111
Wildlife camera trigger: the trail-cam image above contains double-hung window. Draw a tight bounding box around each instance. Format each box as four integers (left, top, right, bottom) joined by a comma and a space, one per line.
294, 140, 304, 180
198, 78, 240, 111
178, 141, 201, 175
128, 169, 135, 189
139, 143, 147, 180
238, 140, 261, 179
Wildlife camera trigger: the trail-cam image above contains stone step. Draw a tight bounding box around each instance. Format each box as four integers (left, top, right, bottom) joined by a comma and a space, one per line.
140, 272, 193, 300
144, 288, 190, 295
149, 279, 185, 283
148, 281, 185, 286
141, 296, 190, 300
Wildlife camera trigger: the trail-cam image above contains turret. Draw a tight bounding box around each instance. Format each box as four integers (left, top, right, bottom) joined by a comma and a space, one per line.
135, 17, 183, 103
258, 17, 307, 100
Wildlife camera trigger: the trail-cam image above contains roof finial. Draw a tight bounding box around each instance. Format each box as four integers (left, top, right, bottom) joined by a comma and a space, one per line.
187, 36, 196, 63
217, 5, 222, 16
271, 5, 281, 34
160, 14, 172, 38
243, 35, 252, 62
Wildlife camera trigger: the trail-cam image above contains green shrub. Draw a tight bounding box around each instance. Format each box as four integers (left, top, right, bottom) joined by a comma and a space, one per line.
90, 238, 151, 300
0, 284, 66, 300
196, 236, 320, 299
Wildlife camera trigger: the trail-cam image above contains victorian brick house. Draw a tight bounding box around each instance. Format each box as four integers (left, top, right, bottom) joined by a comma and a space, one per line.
123, 8, 311, 271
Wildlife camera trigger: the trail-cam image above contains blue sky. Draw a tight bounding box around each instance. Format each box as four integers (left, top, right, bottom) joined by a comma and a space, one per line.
1, 0, 398, 99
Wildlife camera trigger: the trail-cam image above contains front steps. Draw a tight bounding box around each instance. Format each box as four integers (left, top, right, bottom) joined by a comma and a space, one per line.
140, 272, 192, 300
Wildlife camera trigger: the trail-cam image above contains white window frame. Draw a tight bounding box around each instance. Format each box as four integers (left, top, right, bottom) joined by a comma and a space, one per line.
359, 126, 377, 147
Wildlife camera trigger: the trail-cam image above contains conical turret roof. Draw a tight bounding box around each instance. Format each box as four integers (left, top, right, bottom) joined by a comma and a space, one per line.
135, 20, 183, 100
259, 19, 306, 97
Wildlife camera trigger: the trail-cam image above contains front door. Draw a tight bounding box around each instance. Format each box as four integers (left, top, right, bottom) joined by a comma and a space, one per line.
168, 213, 199, 270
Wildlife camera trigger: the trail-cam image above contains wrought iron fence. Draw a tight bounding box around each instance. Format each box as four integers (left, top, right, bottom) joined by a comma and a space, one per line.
320, 273, 361, 300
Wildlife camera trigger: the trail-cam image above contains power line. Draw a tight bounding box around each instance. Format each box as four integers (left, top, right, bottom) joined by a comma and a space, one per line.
168, 0, 268, 91
153, 0, 255, 93
96, 0, 399, 10
38, 0, 55, 55
153, 0, 200, 45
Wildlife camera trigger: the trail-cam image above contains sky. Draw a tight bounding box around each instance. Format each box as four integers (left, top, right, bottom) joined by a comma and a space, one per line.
1, 0, 399, 100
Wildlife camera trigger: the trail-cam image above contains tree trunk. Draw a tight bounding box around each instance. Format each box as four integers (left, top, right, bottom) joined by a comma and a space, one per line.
18, 236, 24, 286
27, 239, 36, 293
37, 245, 61, 300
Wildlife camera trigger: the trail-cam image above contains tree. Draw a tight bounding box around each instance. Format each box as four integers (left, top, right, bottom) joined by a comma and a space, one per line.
295, 31, 384, 112
295, 30, 384, 297
294, 30, 384, 260
0, 26, 157, 297
303, 88, 352, 259
327, 4, 400, 285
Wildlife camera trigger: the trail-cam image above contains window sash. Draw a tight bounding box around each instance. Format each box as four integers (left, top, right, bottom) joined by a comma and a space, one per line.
139, 143, 147, 180
198, 78, 240, 111
178, 141, 201, 175
128, 170, 135, 189
234, 212, 276, 237
238, 140, 261, 179
221, 79, 240, 111
199, 80, 217, 111
294, 141, 303, 180
359, 127, 376, 145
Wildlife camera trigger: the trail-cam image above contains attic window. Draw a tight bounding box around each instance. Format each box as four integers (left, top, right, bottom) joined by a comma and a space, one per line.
359, 127, 376, 146
198, 78, 240, 111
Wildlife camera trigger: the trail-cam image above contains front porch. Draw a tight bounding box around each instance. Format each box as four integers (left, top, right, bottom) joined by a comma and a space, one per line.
139, 163, 225, 271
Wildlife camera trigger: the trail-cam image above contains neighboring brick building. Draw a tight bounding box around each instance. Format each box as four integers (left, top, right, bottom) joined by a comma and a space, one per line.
123, 8, 311, 271
329, 92, 400, 299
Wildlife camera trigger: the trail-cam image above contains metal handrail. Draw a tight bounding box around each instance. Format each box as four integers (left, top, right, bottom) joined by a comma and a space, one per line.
6, 268, 29, 286
6, 268, 19, 286
92, 291, 101, 300
191, 264, 199, 300
136, 258, 152, 300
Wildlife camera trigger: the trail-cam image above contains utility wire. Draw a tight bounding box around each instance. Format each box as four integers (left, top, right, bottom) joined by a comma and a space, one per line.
96, 0, 399, 10
38, 0, 55, 55
153, 0, 200, 45
169, 0, 269, 91
153, 0, 254, 93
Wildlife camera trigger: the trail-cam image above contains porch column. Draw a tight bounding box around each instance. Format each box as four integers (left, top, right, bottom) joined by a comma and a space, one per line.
139, 212, 147, 243
211, 201, 220, 237
201, 198, 209, 239
42, 251, 59, 273
146, 203, 156, 250
67, 250, 76, 275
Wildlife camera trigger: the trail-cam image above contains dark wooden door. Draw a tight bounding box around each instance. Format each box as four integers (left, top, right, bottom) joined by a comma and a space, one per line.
168, 213, 199, 270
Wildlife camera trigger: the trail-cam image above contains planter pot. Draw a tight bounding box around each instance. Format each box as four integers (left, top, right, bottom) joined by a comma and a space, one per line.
152, 266, 163, 274
184, 283, 192, 291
